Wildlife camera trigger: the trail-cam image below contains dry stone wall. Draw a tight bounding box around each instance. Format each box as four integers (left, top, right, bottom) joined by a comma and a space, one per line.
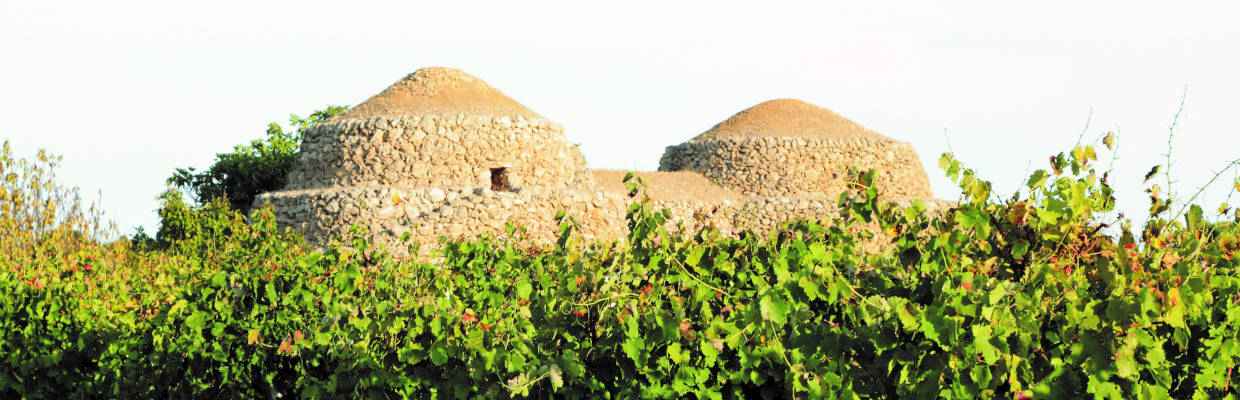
256, 186, 626, 255
659, 136, 932, 199
286, 115, 593, 191
255, 177, 945, 256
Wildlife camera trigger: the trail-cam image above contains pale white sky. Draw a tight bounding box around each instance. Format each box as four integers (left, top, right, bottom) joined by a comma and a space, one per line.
2, 1, 1238, 234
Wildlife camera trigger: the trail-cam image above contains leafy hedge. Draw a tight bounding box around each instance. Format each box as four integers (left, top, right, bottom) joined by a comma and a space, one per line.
2, 138, 1239, 399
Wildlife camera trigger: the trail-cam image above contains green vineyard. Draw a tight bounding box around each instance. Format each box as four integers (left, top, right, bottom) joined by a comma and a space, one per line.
1, 138, 1238, 399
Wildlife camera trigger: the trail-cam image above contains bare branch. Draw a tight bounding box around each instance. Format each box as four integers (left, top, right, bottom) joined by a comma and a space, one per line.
1165, 85, 1189, 201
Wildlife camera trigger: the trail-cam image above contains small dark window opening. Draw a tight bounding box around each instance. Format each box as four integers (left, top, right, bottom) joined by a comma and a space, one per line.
490, 167, 513, 192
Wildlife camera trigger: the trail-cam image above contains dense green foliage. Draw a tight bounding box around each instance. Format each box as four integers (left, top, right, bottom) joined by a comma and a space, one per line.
168, 106, 345, 213
1, 136, 1239, 399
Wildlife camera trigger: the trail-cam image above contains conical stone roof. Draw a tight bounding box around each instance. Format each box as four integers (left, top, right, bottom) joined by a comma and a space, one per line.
339, 67, 542, 119
694, 99, 884, 141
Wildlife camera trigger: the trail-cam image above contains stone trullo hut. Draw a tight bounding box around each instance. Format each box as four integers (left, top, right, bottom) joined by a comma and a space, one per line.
256, 68, 939, 254
256, 67, 623, 250
659, 99, 932, 200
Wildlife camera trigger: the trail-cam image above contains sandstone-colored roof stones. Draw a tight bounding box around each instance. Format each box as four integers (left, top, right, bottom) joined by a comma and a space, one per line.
340, 67, 543, 120
694, 99, 885, 141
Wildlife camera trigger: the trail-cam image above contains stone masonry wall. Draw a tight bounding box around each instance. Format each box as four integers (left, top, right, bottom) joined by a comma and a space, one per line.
254, 181, 941, 257
659, 136, 932, 199
255, 186, 627, 255
286, 115, 593, 191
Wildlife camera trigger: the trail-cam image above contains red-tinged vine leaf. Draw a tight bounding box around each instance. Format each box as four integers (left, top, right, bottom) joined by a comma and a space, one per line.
277, 338, 293, 355
678, 319, 696, 340
1162, 252, 1182, 268
1008, 202, 1030, 226
1050, 154, 1066, 175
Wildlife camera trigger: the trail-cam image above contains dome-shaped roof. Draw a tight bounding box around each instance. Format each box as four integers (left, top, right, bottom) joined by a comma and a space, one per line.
339, 67, 542, 119
694, 99, 885, 141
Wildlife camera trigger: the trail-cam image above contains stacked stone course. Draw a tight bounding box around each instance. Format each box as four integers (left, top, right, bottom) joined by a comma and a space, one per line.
286, 115, 592, 191
254, 68, 941, 256
258, 186, 626, 252
659, 137, 930, 198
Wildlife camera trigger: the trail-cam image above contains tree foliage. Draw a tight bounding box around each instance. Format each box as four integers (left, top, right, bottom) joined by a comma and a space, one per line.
168, 106, 345, 212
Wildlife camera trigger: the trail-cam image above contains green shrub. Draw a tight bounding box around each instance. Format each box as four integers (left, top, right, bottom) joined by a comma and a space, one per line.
1, 138, 1239, 399
168, 106, 345, 213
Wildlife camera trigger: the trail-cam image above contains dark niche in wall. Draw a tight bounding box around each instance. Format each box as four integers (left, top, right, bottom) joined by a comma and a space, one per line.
490, 167, 513, 192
